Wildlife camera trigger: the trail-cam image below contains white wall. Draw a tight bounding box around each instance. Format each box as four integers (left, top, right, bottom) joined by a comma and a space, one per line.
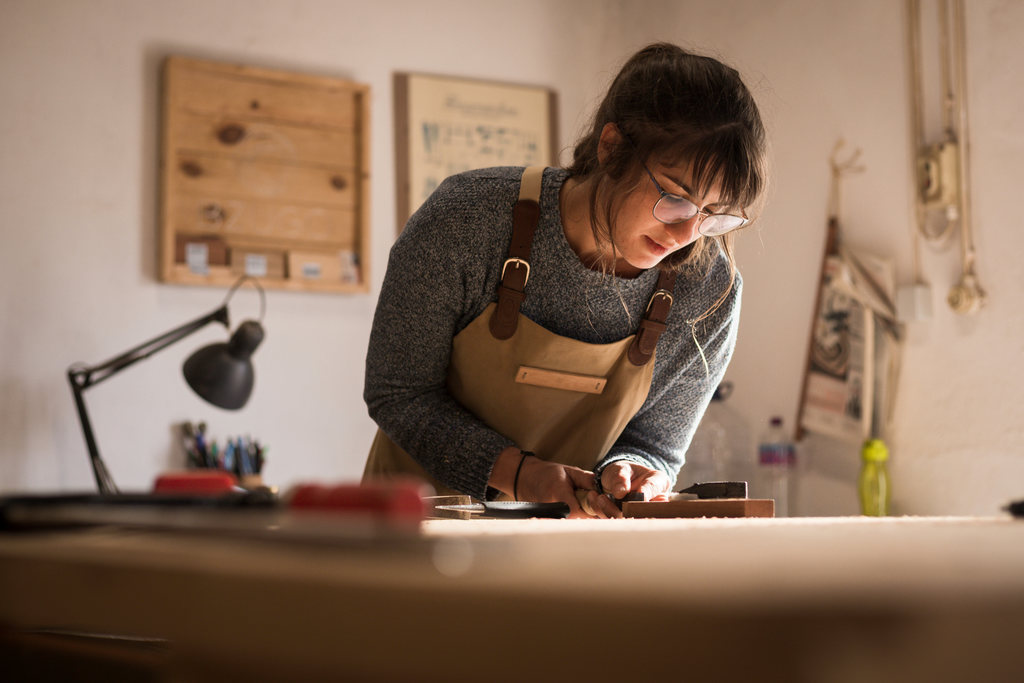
653, 0, 1024, 516
0, 0, 612, 492
2, 0, 1022, 516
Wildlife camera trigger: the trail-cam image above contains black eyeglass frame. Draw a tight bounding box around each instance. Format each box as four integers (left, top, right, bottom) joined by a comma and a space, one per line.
637, 159, 748, 237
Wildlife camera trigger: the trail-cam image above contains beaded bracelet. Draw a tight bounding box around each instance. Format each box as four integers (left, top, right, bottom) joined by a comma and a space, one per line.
512, 450, 534, 501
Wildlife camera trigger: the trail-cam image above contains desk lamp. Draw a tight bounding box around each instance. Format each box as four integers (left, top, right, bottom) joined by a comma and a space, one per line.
67, 277, 265, 494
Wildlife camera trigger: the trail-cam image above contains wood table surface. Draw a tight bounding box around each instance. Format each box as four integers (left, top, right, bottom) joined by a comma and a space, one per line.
2, 515, 1023, 682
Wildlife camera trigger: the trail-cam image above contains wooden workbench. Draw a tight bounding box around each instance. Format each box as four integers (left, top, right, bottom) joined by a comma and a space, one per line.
2, 516, 1023, 682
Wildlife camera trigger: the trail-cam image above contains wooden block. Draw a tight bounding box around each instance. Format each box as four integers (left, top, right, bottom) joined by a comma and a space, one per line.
515, 366, 607, 394
622, 498, 775, 519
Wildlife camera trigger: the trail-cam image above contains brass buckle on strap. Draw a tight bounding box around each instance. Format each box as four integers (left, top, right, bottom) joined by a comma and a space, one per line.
646, 288, 674, 313
501, 258, 531, 286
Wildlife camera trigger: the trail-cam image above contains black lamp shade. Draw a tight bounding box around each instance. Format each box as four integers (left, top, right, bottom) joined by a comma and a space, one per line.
183, 320, 264, 410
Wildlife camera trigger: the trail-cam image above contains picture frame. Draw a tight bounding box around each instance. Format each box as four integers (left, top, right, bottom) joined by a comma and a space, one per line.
393, 72, 558, 232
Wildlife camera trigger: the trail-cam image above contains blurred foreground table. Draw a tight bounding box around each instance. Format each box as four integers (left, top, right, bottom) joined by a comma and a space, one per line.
2, 516, 1023, 682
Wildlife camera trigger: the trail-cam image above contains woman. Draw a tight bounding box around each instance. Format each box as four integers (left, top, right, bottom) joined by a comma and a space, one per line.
363, 43, 767, 518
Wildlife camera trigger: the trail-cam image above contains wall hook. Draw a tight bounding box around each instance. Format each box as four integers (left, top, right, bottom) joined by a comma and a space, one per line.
828, 139, 865, 220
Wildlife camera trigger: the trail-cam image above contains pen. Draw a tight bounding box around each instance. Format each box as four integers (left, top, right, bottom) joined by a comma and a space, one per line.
236, 437, 246, 476
223, 441, 235, 474
246, 437, 256, 476
195, 432, 208, 467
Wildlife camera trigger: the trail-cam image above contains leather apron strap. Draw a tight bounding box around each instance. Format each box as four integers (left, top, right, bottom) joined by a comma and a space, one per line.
628, 269, 678, 366
489, 165, 545, 340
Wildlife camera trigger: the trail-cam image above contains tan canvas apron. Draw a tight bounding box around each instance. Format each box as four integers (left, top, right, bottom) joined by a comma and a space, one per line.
363, 167, 677, 498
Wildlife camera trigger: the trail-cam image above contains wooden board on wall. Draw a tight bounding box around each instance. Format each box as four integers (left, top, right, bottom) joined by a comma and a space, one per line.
160, 56, 370, 293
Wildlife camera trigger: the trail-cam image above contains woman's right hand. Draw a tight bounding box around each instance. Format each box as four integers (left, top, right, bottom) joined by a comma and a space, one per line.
514, 455, 596, 518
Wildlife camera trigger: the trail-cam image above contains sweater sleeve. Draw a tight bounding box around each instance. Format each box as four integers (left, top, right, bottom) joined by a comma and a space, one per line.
597, 273, 742, 483
363, 176, 514, 499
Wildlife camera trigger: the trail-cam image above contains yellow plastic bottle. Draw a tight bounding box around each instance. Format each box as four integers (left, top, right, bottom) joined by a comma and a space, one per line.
859, 439, 891, 516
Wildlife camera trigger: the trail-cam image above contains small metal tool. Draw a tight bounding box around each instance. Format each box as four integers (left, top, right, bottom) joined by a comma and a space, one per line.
678, 481, 748, 500
433, 501, 570, 519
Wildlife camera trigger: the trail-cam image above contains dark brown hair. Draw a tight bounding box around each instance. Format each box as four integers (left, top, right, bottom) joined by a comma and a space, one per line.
566, 43, 768, 306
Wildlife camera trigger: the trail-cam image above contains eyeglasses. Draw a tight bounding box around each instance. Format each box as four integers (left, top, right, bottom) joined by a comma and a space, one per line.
638, 161, 748, 237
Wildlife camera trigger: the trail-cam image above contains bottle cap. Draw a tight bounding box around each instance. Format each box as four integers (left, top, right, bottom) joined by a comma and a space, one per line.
862, 439, 889, 462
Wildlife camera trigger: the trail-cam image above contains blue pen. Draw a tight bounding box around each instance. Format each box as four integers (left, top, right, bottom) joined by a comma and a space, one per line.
195, 432, 209, 468
223, 441, 235, 474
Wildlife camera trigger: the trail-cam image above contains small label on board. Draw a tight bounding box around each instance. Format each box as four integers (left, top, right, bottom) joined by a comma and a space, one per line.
301, 262, 322, 279
340, 250, 360, 283
244, 253, 268, 277
185, 243, 209, 275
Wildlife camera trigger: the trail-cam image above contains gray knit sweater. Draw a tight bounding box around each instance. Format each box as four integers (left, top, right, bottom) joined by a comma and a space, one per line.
364, 166, 741, 500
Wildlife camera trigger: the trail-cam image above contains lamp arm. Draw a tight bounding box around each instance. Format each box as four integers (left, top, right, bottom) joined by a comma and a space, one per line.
66, 304, 230, 494
68, 306, 230, 390
68, 375, 116, 494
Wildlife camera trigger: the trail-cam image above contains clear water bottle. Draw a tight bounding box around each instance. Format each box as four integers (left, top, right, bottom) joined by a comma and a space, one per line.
859, 439, 891, 516
757, 416, 796, 517
678, 383, 731, 486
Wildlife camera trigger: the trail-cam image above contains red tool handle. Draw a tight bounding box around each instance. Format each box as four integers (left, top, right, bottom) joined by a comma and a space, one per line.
153, 470, 239, 495
288, 480, 426, 524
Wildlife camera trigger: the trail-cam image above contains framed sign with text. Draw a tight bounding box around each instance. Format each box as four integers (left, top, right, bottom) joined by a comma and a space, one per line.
393, 72, 558, 232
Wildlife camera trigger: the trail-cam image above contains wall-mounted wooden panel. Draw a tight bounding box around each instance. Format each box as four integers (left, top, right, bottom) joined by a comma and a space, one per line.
160, 56, 370, 293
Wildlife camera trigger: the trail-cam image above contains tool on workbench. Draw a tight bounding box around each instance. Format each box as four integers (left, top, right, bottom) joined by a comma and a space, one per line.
678, 481, 749, 499
429, 497, 570, 519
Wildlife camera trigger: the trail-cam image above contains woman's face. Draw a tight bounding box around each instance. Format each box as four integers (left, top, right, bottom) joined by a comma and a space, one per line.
609, 161, 726, 277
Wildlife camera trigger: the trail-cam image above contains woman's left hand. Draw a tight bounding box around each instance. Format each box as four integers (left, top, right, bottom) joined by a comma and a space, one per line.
604, 460, 672, 502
